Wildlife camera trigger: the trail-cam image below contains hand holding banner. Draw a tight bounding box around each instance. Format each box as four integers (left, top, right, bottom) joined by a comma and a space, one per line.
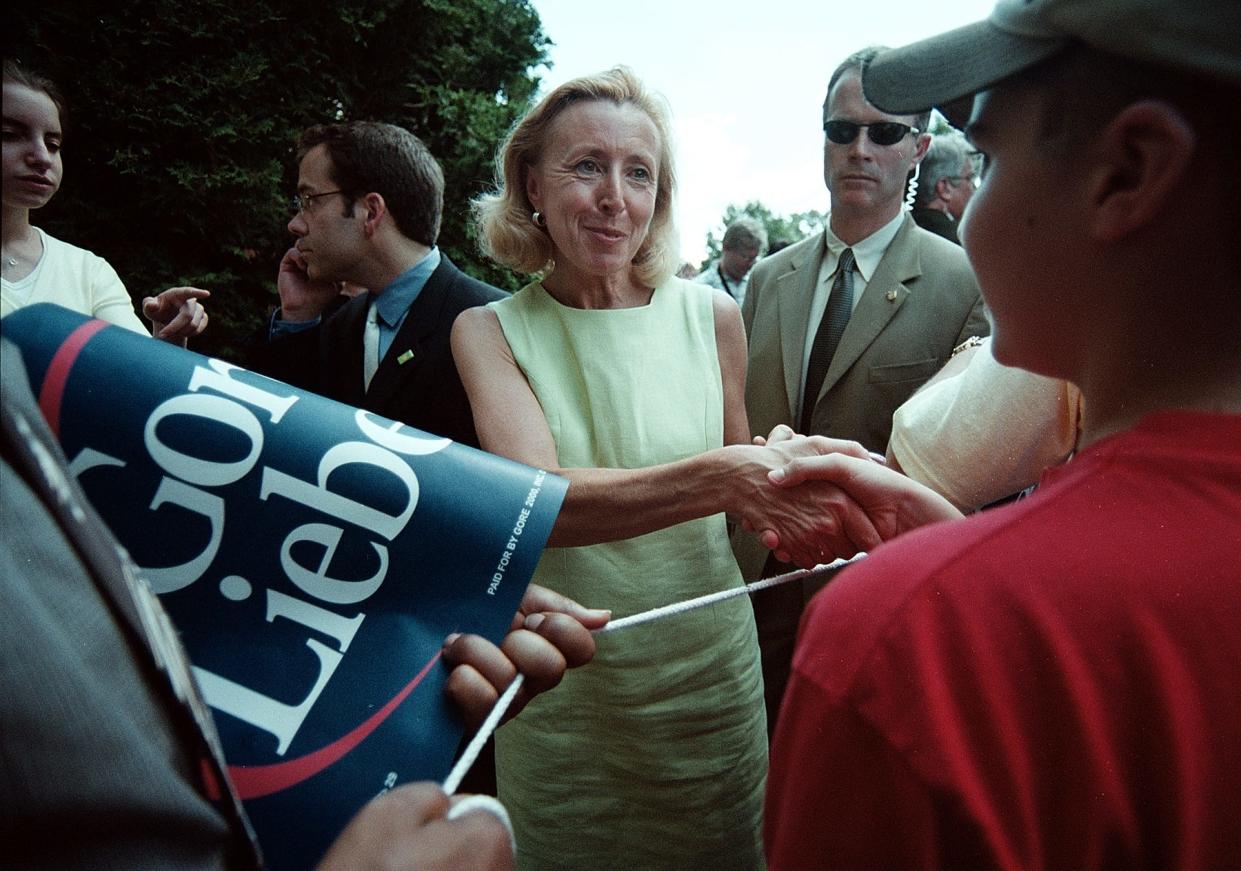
2, 303, 565, 868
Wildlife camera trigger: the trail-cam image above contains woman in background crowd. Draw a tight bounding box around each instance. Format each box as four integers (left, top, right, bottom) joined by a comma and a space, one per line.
2, 61, 208, 341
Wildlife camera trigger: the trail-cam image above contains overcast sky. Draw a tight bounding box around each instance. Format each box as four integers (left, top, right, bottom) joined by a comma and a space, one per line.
529, 0, 994, 265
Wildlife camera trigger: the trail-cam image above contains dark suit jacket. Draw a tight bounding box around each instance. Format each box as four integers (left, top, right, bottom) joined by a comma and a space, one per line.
251, 255, 507, 448
912, 206, 961, 244
1, 339, 258, 868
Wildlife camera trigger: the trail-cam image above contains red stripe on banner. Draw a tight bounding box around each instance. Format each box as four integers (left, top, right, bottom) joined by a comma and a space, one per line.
227, 652, 443, 800
200, 757, 223, 802
37, 319, 110, 438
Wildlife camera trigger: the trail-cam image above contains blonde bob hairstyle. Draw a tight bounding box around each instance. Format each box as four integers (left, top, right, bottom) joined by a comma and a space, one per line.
473, 66, 679, 287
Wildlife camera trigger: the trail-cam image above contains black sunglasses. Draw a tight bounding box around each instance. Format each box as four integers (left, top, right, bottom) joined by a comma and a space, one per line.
823, 120, 919, 146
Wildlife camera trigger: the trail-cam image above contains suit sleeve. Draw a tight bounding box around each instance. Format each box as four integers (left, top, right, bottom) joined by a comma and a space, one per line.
955, 292, 991, 346
740, 260, 765, 335
242, 321, 325, 393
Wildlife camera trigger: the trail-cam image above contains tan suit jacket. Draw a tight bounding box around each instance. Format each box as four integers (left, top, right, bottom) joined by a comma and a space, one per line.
734, 213, 989, 584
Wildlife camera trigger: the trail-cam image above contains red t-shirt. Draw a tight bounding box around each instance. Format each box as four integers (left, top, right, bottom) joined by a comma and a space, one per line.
766, 411, 1241, 870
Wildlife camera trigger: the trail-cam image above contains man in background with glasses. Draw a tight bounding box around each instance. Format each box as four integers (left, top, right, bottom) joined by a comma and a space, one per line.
910, 129, 978, 244
734, 46, 989, 736
250, 121, 505, 450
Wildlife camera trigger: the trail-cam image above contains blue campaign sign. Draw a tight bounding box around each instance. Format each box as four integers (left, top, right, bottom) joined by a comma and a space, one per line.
2, 304, 565, 868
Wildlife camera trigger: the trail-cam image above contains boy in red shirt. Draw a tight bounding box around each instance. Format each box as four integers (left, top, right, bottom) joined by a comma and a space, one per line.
763, 1, 1241, 867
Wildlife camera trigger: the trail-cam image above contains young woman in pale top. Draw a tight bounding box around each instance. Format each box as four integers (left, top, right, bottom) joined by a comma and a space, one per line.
2, 61, 208, 342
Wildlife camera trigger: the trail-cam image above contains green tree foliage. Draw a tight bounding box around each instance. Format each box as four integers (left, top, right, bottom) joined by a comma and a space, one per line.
6, 0, 548, 360
700, 201, 826, 270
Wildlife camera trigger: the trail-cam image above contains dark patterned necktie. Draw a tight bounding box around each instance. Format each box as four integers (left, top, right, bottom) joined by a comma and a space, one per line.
800, 248, 855, 434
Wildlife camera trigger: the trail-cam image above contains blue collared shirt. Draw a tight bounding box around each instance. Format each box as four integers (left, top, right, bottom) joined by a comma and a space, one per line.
368, 247, 441, 362
271, 248, 441, 362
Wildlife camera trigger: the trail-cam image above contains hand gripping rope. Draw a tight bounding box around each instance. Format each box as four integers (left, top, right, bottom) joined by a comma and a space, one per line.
441, 554, 866, 795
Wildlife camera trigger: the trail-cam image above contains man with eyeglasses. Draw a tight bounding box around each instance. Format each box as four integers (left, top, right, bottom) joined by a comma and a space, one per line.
734, 46, 989, 735
250, 121, 506, 449
911, 129, 978, 244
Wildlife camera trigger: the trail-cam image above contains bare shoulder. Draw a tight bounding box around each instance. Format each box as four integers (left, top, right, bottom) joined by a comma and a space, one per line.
705, 285, 747, 365
453, 302, 500, 332
708, 285, 741, 318
451, 304, 508, 359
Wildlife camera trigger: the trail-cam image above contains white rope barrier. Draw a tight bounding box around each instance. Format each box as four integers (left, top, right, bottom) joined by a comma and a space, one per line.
441, 553, 866, 794
597, 555, 865, 634
442, 671, 526, 794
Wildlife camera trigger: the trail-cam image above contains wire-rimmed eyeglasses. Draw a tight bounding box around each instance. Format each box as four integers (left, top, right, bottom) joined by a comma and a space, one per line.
291, 190, 349, 214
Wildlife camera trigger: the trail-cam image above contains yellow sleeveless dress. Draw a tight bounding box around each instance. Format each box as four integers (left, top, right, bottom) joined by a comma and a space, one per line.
491, 278, 767, 870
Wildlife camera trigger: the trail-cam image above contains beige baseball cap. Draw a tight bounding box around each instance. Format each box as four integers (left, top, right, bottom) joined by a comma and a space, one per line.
863, 0, 1241, 117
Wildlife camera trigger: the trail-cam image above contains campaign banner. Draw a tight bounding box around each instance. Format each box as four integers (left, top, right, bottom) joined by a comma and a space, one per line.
2, 304, 566, 868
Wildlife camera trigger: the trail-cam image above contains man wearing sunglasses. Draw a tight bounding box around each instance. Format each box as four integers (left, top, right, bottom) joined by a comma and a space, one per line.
735, 46, 990, 735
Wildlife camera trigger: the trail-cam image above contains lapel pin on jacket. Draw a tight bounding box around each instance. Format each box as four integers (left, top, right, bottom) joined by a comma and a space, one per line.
397, 349, 415, 364
886, 290, 898, 302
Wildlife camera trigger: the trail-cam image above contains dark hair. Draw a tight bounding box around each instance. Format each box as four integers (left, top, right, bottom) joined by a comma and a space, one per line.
722, 217, 767, 253
1013, 43, 1240, 268
1015, 42, 1235, 149
3, 59, 67, 130
297, 121, 444, 246
825, 46, 932, 134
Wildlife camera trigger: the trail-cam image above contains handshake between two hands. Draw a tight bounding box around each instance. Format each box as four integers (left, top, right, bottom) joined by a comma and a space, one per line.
738, 424, 962, 569
313, 431, 963, 870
